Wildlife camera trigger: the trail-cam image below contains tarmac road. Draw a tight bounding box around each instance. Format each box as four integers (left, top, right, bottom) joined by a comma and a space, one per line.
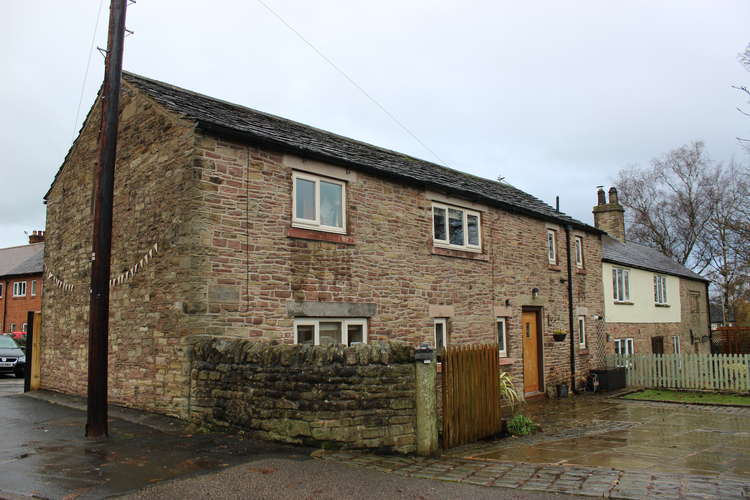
119, 457, 581, 500
0, 374, 23, 397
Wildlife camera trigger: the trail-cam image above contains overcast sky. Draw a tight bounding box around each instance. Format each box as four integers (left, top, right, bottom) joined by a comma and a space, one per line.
2, 1, 748, 248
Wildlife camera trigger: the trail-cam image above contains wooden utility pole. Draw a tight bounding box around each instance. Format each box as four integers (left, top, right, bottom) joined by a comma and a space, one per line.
86, 0, 128, 438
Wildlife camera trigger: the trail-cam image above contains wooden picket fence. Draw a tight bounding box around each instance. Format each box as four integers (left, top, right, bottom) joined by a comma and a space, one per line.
441, 344, 501, 449
607, 353, 750, 392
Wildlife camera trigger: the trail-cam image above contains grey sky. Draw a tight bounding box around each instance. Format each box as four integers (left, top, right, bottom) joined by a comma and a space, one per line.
2, 0, 748, 248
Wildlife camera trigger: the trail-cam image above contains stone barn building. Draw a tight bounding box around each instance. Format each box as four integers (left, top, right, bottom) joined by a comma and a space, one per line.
41, 72, 607, 417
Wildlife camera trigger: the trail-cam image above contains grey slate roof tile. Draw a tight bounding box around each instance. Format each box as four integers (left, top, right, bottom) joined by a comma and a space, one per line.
602, 236, 707, 282
121, 72, 601, 233
0, 243, 44, 278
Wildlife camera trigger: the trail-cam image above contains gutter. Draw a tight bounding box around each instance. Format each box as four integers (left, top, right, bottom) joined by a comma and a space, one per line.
564, 224, 577, 393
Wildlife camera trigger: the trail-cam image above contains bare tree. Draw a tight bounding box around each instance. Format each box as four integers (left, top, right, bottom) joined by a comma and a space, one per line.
736, 42, 750, 151
615, 142, 750, 319
615, 141, 714, 268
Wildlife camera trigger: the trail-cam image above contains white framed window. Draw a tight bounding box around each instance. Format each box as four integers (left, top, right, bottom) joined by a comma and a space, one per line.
0, 283, 3, 297
10, 323, 16, 332
574, 236, 584, 268
432, 203, 481, 251
292, 171, 346, 233
578, 315, 586, 348
496, 317, 507, 357
672, 335, 681, 354
22, 323, 28, 332
12, 281, 26, 297
293, 318, 367, 346
31, 280, 37, 296
612, 268, 630, 302
434, 318, 448, 350
547, 229, 557, 264
654, 275, 667, 304
614, 338, 634, 355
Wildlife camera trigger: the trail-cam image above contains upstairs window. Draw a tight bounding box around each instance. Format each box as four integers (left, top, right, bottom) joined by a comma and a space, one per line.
294, 318, 366, 346
612, 268, 630, 302
31, 280, 37, 296
292, 172, 346, 233
0, 283, 3, 297
432, 203, 481, 251
574, 236, 584, 268
547, 230, 557, 264
12, 281, 26, 297
654, 275, 668, 304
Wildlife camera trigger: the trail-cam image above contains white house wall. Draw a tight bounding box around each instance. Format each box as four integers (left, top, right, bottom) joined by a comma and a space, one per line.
602, 263, 681, 323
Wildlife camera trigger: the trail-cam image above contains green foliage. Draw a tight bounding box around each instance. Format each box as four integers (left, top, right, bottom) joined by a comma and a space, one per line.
507, 414, 537, 436
498, 371, 524, 409
623, 389, 750, 406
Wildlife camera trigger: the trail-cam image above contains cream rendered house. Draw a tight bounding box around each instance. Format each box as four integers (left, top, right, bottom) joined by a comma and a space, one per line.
593, 187, 711, 356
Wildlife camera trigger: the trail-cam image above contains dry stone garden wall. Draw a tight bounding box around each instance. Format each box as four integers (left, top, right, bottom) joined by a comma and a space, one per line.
188, 336, 418, 453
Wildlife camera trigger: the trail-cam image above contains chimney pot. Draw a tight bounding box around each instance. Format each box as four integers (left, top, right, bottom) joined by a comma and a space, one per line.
28, 230, 45, 244
596, 187, 606, 205
608, 187, 619, 204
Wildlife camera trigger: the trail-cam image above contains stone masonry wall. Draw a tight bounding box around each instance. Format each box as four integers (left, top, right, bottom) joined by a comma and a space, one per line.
185, 132, 606, 398
41, 82, 200, 416
188, 336, 417, 453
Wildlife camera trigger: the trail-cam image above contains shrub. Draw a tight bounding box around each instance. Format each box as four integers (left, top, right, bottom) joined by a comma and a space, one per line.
507, 414, 537, 436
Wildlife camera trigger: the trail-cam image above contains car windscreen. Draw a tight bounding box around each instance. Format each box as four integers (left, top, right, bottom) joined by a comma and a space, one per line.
0, 336, 19, 349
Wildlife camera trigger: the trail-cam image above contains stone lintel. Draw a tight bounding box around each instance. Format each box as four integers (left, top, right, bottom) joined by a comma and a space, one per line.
287, 301, 377, 318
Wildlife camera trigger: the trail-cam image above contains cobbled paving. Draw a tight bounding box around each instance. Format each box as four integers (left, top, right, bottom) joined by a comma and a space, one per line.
315, 450, 749, 499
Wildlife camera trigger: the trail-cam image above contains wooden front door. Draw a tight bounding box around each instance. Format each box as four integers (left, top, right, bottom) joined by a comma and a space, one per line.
522, 310, 541, 394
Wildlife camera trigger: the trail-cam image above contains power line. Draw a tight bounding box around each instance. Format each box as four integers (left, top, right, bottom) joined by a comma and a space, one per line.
255, 0, 446, 165
72, 0, 105, 142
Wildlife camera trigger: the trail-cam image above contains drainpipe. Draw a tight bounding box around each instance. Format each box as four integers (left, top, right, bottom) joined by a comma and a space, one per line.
564, 224, 577, 393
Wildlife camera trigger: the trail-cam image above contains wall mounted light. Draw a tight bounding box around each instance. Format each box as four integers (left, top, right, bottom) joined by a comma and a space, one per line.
531, 288, 540, 299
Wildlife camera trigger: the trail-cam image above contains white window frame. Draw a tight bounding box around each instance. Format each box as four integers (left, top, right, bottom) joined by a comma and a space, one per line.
547, 229, 557, 264
496, 317, 507, 357
0, 283, 3, 297
654, 275, 667, 305
672, 335, 681, 354
293, 318, 367, 346
612, 268, 630, 302
578, 315, 586, 348
31, 280, 36, 296
574, 236, 584, 268
10, 323, 16, 332
431, 202, 482, 252
22, 323, 28, 332
614, 338, 634, 355
12, 281, 26, 297
291, 171, 347, 234
434, 318, 448, 350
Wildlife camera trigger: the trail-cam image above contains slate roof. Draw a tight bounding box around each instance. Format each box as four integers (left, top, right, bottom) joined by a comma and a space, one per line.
0, 243, 44, 278
117, 72, 601, 233
602, 236, 707, 282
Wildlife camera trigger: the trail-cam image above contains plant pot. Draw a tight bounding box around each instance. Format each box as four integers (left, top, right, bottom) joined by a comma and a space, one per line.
552, 333, 567, 342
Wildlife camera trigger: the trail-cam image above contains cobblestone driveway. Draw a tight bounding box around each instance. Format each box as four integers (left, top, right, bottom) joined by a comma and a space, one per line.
316, 394, 750, 499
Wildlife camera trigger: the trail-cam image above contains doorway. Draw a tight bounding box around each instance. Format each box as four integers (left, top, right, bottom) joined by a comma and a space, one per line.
521, 309, 543, 395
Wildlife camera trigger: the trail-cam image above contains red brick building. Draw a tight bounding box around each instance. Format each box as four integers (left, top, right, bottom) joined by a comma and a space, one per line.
41, 73, 607, 417
0, 231, 45, 333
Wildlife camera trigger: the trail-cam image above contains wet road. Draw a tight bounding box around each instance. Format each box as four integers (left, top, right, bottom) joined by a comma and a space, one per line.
0, 374, 23, 397
0, 394, 312, 499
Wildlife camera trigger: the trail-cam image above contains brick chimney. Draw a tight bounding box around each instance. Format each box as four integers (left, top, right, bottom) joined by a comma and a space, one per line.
28, 230, 45, 244
592, 187, 625, 242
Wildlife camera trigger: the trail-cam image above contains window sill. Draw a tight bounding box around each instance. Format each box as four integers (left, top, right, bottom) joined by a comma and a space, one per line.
287, 227, 355, 245
498, 357, 517, 366
614, 301, 634, 305
431, 247, 489, 261
548, 264, 561, 272
655, 303, 670, 308
578, 348, 590, 356
575, 268, 587, 275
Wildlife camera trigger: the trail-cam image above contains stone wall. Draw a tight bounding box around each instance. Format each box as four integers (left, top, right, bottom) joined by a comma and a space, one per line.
188, 336, 418, 453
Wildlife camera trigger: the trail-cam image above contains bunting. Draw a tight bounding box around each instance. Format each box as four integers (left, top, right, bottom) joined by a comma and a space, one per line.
109, 242, 158, 288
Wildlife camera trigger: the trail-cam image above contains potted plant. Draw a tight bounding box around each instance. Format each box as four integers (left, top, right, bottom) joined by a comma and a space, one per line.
552, 329, 567, 342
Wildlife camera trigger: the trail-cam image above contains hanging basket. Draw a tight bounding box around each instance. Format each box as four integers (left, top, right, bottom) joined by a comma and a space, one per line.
552, 332, 567, 342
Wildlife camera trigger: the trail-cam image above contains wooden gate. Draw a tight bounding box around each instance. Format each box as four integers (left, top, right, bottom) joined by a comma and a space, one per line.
441, 344, 501, 449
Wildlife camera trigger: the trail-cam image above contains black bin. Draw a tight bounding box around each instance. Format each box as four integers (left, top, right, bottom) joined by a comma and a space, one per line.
591, 368, 626, 392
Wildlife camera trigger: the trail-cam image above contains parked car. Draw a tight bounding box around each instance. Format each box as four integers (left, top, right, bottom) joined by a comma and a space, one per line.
0, 335, 26, 378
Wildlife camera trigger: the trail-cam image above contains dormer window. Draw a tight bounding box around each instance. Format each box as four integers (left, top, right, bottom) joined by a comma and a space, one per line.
432, 203, 481, 251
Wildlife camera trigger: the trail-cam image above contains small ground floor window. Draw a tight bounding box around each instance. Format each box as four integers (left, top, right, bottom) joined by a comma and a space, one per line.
614, 337, 634, 356
294, 318, 367, 346
434, 318, 447, 350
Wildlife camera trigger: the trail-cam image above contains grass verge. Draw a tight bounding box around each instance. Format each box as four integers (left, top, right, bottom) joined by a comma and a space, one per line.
622, 389, 750, 406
